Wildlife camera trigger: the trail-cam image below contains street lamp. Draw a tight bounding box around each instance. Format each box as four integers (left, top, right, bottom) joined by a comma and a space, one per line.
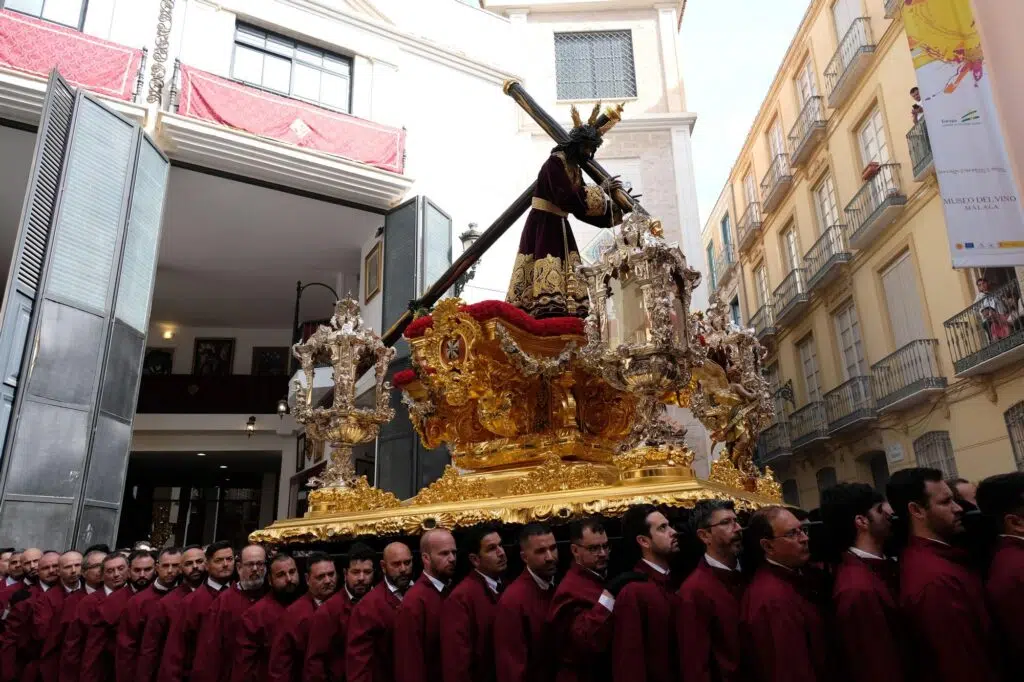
453, 223, 482, 297
246, 416, 256, 438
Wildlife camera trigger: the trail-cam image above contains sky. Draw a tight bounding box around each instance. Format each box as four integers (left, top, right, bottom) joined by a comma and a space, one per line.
681, 0, 813, 227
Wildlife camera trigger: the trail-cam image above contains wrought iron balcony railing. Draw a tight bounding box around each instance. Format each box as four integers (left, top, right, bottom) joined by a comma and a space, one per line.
790, 402, 829, 449
788, 96, 827, 166
944, 278, 1024, 376
824, 376, 876, 432
845, 163, 907, 249
804, 224, 851, 291
757, 421, 792, 465
760, 153, 793, 212
907, 119, 934, 181
137, 375, 289, 414
772, 268, 809, 326
750, 304, 778, 342
713, 245, 737, 289
825, 18, 876, 108
871, 339, 947, 411
737, 201, 763, 252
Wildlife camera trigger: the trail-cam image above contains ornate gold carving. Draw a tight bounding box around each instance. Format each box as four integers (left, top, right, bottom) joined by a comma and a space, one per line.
506, 455, 608, 496
410, 466, 494, 506
419, 298, 483, 407
306, 476, 401, 516
755, 467, 783, 501
708, 455, 748, 491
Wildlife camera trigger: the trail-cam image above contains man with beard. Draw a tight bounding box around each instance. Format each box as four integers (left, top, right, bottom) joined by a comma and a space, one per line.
0, 549, 12, 586
234, 553, 300, 682
888, 468, 1002, 682
494, 523, 558, 682
612, 506, 680, 682
0, 550, 60, 681
395, 529, 457, 682
346, 541, 414, 682
115, 548, 182, 682
192, 545, 267, 682
268, 551, 337, 682
304, 543, 376, 682
26, 551, 83, 682
81, 550, 153, 682
677, 500, 746, 682
61, 554, 128, 682
821, 483, 904, 682
442, 524, 507, 682
1, 548, 41, 619
136, 545, 206, 682
159, 541, 234, 682
39, 550, 101, 682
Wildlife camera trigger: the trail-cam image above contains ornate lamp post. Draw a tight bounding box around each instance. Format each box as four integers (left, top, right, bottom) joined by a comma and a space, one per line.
453, 224, 482, 297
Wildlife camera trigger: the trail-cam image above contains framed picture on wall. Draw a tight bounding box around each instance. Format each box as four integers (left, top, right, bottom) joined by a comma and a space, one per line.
296, 433, 307, 471
192, 338, 235, 376
142, 348, 174, 375
251, 347, 289, 376
364, 241, 382, 304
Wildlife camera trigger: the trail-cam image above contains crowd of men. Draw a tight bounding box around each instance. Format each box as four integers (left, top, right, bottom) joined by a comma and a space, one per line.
0, 465, 1020, 682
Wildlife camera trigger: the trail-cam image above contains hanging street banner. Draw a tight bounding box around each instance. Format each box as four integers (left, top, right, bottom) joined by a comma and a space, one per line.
903, 0, 1024, 268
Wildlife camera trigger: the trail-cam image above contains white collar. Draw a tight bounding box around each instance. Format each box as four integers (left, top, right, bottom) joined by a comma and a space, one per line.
345, 586, 356, 601
704, 554, 739, 572
384, 577, 403, 600
103, 585, 116, 596
3, 577, 15, 587
85, 584, 97, 594
526, 567, 554, 591
849, 547, 886, 561
642, 559, 670, 576
64, 581, 80, 594
475, 570, 500, 593
207, 577, 227, 591
313, 597, 323, 607
766, 558, 795, 572
999, 534, 1024, 540
423, 572, 447, 593
23, 578, 32, 587
923, 536, 951, 547
40, 582, 52, 592
154, 579, 174, 592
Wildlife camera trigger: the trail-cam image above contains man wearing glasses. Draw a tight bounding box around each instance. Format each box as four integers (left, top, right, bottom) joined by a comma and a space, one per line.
740, 506, 830, 682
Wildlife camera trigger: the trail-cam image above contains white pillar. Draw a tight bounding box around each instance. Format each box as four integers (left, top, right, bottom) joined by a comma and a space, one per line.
654, 4, 684, 112
352, 55, 374, 120
670, 123, 707, 309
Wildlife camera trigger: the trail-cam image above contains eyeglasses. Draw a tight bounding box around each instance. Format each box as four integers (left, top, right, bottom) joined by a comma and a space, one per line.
772, 526, 809, 540
241, 561, 265, 570
702, 518, 741, 531
576, 542, 610, 555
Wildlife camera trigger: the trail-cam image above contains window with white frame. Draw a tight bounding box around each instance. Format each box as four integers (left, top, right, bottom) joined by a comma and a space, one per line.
706, 243, 717, 290
743, 171, 758, 207
833, 302, 866, 379
797, 334, 822, 403
781, 224, 801, 272
858, 108, 890, 165
796, 58, 818, 107
768, 118, 786, 159
913, 431, 958, 478
2, 0, 86, 28
881, 251, 928, 349
755, 264, 770, 308
554, 31, 637, 101
813, 174, 840, 231
232, 23, 353, 113
1004, 401, 1024, 472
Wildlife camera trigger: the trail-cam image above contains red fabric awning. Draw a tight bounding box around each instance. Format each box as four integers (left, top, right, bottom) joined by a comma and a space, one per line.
0, 9, 142, 101
177, 65, 405, 174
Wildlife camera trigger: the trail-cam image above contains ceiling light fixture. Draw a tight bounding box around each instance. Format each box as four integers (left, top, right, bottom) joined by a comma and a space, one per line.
197, 452, 206, 457
246, 416, 256, 437
219, 465, 227, 469
162, 327, 175, 340
277, 398, 289, 419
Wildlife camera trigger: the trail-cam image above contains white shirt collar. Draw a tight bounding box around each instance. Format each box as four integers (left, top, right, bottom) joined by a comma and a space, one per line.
23, 578, 32, 587
40, 582, 52, 592
313, 597, 323, 607
526, 567, 554, 591
642, 559, 670, 576
85, 584, 97, 594
3, 577, 15, 587
476, 570, 500, 594
849, 547, 886, 561
103, 585, 115, 596
923, 536, 951, 547
345, 586, 355, 601
999, 534, 1024, 540
423, 572, 447, 593
384, 577, 403, 600
704, 554, 739, 572
766, 558, 795, 572
64, 581, 80, 594
207, 577, 227, 591
154, 579, 173, 592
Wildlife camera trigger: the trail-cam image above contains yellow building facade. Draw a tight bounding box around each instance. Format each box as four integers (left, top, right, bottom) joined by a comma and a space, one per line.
700, 0, 1024, 510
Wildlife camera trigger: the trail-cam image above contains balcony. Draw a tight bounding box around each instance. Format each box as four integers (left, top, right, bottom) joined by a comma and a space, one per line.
884, 0, 902, 19
757, 422, 792, 465
136, 375, 290, 414
846, 163, 907, 249
790, 402, 830, 449
944, 278, 1024, 376
737, 202, 764, 253
772, 268, 809, 327
907, 119, 934, 181
825, 18, 876, 108
788, 96, 827, 167
824, 376, 876, 433
750, 304, 779, 343
760, 154, 794, 213
713, 245, 738, 290
804, 224, 851, 291
872, 339, 947, 412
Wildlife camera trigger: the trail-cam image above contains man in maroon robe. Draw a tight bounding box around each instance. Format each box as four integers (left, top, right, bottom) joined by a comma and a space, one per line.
612, 505, 679, 682
740, 506, 830, 682
346, 542, 414, 682
820, 483, 904, 682
442, 524, 507, 682
38, 550, 101, 682
0, 548, 40, 620
266, 551, 336, 682
115, 548, 181, 682
394, 529, 457, 682
60, 553, 127, 682
304, 543, 376, 682
25, 550, 83, 682
978, 471, 1024, 677
158, 541, 234, 682
888, 467, 1003, 682
678, 500, 746, 682
191, 544, 266, 682
0, 549, 59, 681
494, 523, 558, 682
136, 545, 206, 682
0, 549, 13, 586
233, 553, 300, 682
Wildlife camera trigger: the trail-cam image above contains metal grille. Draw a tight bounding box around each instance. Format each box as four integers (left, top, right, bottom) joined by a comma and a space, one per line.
1004, 402, 1024, 472
554, 31, 637, 101
913, 431, 958, 478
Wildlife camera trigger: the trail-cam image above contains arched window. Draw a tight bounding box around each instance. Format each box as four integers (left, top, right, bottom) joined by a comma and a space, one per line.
782, 479, 800, 507
913, 431, 958, 478
1004, 401, 1024, 472
816, 467, 838, 494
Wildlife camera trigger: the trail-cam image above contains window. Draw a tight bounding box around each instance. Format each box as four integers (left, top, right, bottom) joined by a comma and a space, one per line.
797, 335, 822, 403
833, 302, 866, 379
913, 431, 958, 477
730, 297, 741, 327
768, 118, 786, 159
706, 243, 717, 290
754, 264, 770, 307
782, 479, 801, 507
1005, 401, 1024, 472
232, 23, 352, 113
721, 214, 732, 250
781, 224, 801, 272
858, 108, 890, 165
813, 174, 840, 231
832, 0, 859, 41
881, 251, 927, 349
2, 0, 86, 28
743, 172, 758, 207
816, 467, 838, 494
554, 31, 637, 101
795, 58, 818, 106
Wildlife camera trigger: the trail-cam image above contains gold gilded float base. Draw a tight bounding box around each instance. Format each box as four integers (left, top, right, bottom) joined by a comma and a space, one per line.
305, 477, 402, 517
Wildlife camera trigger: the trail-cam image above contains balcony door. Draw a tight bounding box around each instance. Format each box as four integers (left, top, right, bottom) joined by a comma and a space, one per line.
782, 224, 801, 273
814, 174, 840, 233
743, 172, 758, 208
832, 0, 859, 42
755, 264, 770, 308
882, 251, 928, 349
796, 59, 818, 107
858, 108, 890, 165
768, 119, 786, 160
721, 213, 732, 253
834, 303, 867, 380
798, 335, 823, 404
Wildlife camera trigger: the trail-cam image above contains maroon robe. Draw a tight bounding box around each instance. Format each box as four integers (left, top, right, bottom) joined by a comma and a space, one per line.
0, 582, 44, 682
740, 563, 829, 682
81, 586, 135, 682
37, 587, 87, 682
0, 579, 31, 620
611, 561, 677, 682
304, 588, 355, 682
546, 563, 613, 682
393, 575, 447, 682
441, 571, 500, 682
899, 536, 1002, 682
191, 583, 263, 682
59, 589, 106, 682
506, 152, 620, 319
832, 551, 904, 682
346, 581, 403, 682
136, 585, 193, 682
232, 592, 290, 682
493, 569, 554, 682
115, 583, 173, 682
266, 592, 318, 682
677, 557, 745, 682
158, 581, 227, 682
987, 535, 1024, 677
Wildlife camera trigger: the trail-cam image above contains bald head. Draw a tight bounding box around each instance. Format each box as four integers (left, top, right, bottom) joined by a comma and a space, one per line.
38, 551, 60, 587
59, 551, 83, 588
21, 548, 42, 582
419, 529, 456, 581
381, 542, 413, 592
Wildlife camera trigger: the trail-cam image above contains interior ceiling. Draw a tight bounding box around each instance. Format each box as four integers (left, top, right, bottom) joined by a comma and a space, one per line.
128, 449, 282, 478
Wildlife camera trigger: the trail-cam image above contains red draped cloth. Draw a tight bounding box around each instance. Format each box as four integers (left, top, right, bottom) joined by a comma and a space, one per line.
493, 569, 554, 682
677, 557, 746, 682
345, 582, 403, 682
546, 563, 613, 682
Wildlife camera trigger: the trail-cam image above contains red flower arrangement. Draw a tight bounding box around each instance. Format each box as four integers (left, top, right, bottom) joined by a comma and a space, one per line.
404, 300, 585, 339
